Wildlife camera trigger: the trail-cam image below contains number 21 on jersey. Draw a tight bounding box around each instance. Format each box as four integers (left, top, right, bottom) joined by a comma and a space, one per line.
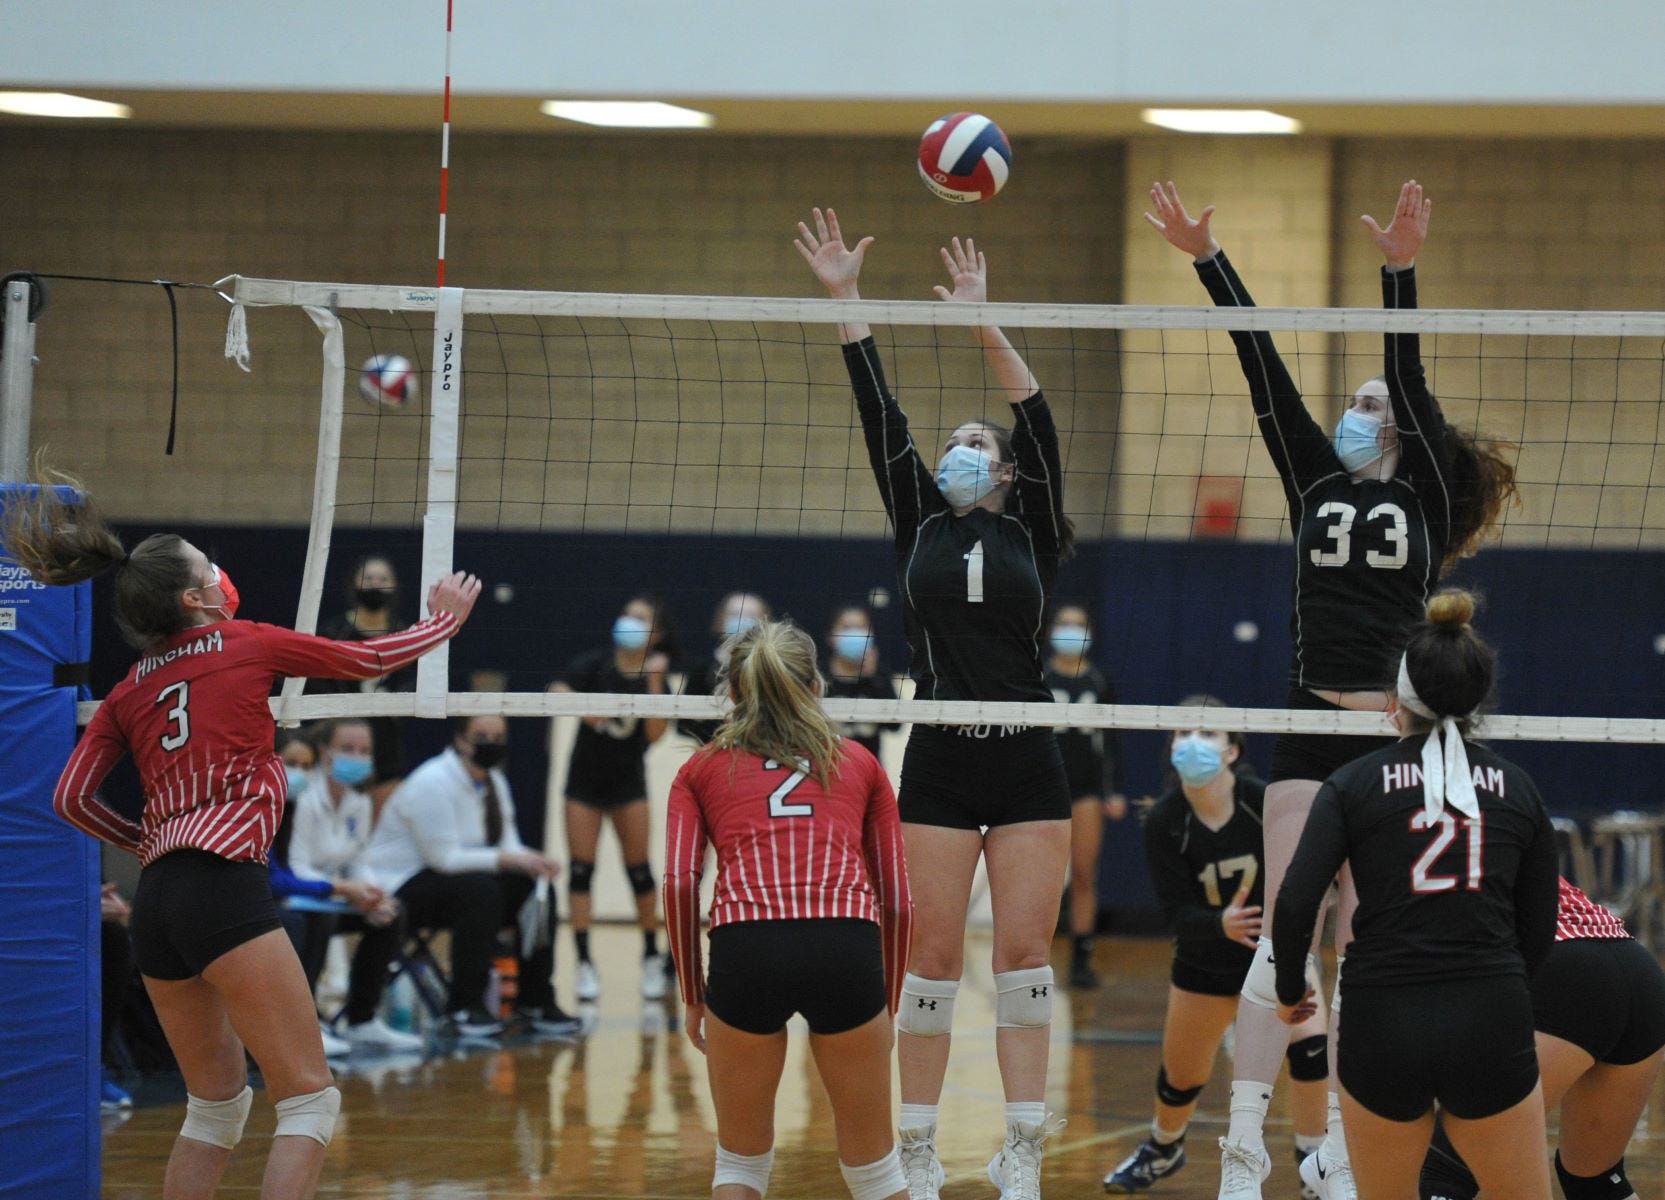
1409, 809, 1484, 893
1310, 501, 1408, 569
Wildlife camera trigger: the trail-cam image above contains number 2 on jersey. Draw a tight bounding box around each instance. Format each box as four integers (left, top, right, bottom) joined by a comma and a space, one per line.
763, 759, 814, 818
157, 680, 191, 751
1409, 809, 1484, 893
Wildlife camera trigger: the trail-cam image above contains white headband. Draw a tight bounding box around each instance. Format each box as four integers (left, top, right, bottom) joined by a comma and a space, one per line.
1396, 655, 1479, 822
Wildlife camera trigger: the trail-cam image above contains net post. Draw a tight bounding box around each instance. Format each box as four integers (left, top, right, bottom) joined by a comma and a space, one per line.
0, 277, 41, 482
415, 287, 464, 717
274, 305, 349, 725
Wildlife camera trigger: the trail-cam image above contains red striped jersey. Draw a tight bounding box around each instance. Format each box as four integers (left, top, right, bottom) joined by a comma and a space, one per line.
54, 615, 457, 866
1555, 876, 1630, 942
664, 740, 912, 1012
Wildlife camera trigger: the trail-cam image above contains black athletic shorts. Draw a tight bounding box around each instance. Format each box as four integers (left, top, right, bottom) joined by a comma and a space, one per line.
1534, 937, 1665, 1065
1172, 954, 1252, 998
565, 789, 647, 812
1269, 689, 1396, 785
899, 723, 1071, 828
1339, 976, 1538, 1121
130, 849, 283, 981
704, 918, 887, 1036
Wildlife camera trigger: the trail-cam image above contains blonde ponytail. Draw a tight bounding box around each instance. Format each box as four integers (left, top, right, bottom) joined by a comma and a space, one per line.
710, 619, 842, 788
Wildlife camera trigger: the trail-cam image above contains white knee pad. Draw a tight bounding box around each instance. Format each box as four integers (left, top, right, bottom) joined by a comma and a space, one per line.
180, 1085, 253, 1150
897, 973, 959, 1037
1239, 937, 1279, 1009
841, 1147, 905, 1200
273, 1085, 341, 1146
994, 966, 1054, 1029
713, 1145, 775, 1197
1331, 956, 1344, 1014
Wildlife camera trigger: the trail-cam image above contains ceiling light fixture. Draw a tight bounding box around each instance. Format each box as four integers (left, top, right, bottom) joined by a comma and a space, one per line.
541, 101, 714, 129
1141, 108, 1301, 135
0, 91, 132, 119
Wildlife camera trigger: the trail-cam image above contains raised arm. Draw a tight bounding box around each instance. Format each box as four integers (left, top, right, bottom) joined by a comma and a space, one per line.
861, 756, 913, 1015
1145, 182, 1337, 494
1365, 181, 1453, 507
52, 705, 142, 852
1272, 782, 1350, 1005
663, 765, 711, 1011
259, 571, 480, 681
797, 208, 943, 539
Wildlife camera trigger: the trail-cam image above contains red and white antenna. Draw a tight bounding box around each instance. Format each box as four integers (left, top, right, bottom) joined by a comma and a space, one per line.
436, 0, 454, 286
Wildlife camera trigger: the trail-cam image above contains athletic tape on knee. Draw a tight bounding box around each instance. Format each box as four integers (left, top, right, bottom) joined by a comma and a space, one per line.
180, 1085, 253, 1150
1286, 1034, 1328, 1082
1331, 956, 1344, 1015
896, 973, 958, 1037
714, 1145, 775, 1197
568, 859, 596, 894
625, 861, 656, 897
1155, 1065, 1204, 1107
1555, 1152, 1632, 1200
994, 966, 1054, 1029
1239, 937, 1278, 1009
273, 1085, 341, 1146
840, 1147, 905, 1200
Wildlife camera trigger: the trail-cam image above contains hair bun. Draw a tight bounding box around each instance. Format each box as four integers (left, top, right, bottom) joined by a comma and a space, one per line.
1425, 589, 1475, 629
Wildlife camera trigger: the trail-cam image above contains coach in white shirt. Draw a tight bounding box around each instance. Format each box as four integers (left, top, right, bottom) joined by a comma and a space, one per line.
361, 714, 575, 1037
288, 718, 419, 1052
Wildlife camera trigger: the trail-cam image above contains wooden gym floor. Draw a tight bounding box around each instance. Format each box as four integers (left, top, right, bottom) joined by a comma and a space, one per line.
100, 929, 1665, 1198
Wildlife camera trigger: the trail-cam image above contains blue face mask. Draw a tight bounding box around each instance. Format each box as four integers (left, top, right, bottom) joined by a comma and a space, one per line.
833, 630, 871, 662
613, 614, 651, 651
1334, 409, 1386, 472
329, 754, 374, 788
936, 444, 998, 509
284, 765, 310, 800
723, 614, 759, 639
1170, 734, 1226, 786
1051, 625, 1090, 656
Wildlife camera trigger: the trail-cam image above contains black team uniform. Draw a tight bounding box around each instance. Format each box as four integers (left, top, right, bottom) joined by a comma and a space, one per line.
1197, 253, 1454, 781
1047, 661, 1126, 977
841, 336, 1069, 827
1273, 738, 1558, 1122
823, 670, 900, 760
1144, 774, 1266, 997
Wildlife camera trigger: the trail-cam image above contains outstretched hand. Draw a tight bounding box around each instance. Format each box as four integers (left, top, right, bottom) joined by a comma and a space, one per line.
427, 572, 482, 625
933, 237, 987, 304
1362, 180, 1431, 270
1144, 181, 1219, 260
794, 207, 874, 299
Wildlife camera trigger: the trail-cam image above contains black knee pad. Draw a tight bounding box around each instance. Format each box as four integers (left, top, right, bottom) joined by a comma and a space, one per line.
625, 862, 656, 897
568, 860, 595, 895
1555, 1152, 1632, 1200
1286, 1034, 1328, 1082
1155, 1065, 1204, 1107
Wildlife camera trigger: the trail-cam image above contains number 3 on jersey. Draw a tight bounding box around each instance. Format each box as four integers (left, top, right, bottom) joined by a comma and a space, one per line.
1310, 501, 1408, 569
157, 680, 191, 751
763, 759, 814, 818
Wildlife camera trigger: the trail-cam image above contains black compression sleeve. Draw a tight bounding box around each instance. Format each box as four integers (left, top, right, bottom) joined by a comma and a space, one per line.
1381, 266, 1454, 514
842, 337, 942, 539
1273, 783, 1350, 1004
1007, 391, 1067, 553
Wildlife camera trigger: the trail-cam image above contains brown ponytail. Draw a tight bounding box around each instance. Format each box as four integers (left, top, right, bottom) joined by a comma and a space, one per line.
1441, 426, 1519, 566
1401, 588, 1496, 734
0, 459, 196, 649
711, 618, 842, 789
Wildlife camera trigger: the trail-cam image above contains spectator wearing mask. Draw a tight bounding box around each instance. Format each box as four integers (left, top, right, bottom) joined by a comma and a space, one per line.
822, 603, 900, 762
679, 592, 772, 746
313, 556, 412, 800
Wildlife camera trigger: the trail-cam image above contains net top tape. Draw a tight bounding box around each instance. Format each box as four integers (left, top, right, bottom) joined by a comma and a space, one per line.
228, 276, 1665, 339
74, 693, 1665, 745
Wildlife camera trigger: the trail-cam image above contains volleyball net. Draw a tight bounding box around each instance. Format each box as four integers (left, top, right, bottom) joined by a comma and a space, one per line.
151, 277, 1665, 744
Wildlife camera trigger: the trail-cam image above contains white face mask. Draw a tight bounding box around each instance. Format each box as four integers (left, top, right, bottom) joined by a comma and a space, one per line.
936, 444, 998, 508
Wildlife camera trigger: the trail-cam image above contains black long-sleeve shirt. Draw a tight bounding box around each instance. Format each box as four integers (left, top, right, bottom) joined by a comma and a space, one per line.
1045, 663, 1126, 798
823, 671, 901, 759
1272, 738, 1558, 1005
1195, 253, 1454, 691
1143, 774, 1266, 980
843, 337, 1066, 703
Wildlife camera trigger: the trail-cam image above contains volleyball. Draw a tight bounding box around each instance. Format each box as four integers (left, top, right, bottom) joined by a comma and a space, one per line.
357, 353, 419, 409
917, 112, 1012, 203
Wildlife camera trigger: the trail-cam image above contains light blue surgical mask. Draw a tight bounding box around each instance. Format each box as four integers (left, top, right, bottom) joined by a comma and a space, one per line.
284, 765, 310, 800
723, 614, 759, 638
1170, 734, 1225, 786
1334, 409, 1386, 472
613, 614, 651, 651
833, 630, 871, 662
1051, 625, 1090, 656
936, 444, 998, 509
329, 754, 374, 788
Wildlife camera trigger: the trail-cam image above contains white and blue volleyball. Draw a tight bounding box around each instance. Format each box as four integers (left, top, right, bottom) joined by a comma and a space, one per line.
917, 112, 1012, 203
357, 354, 419, 409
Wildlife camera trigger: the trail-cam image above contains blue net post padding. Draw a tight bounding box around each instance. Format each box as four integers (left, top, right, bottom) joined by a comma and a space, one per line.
0, 485, 97, 1198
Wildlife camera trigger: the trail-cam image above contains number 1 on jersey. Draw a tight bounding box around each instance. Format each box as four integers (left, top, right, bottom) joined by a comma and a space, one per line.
763, 759, 814, 818
964, 540, 984, 603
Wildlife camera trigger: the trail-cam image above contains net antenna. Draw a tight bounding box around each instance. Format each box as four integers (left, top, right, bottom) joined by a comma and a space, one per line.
181, 276, 1665, 747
